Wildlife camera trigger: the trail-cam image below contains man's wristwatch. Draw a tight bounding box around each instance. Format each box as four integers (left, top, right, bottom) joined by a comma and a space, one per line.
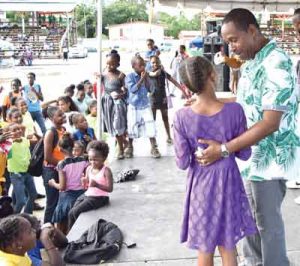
221, 144, 230, 158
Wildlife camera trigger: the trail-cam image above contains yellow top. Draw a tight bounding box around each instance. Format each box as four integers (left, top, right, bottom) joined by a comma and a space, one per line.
0, 250, 32, 266
22, 112, 35, 137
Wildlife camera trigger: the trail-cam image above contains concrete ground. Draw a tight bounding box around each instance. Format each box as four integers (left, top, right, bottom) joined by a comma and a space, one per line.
65, 110, 300, 266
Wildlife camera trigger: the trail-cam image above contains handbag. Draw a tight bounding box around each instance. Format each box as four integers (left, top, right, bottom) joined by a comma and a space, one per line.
165, 78, 173, 109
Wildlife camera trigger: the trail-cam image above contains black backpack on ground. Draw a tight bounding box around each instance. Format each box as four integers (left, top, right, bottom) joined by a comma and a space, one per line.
64, 219, 123, 264
27, 127, 58, 177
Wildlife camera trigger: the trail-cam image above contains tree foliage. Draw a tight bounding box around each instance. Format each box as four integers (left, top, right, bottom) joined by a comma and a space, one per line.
156, 12, 201, 38
103, 0, 148, 35
75, 4, 97, 38
75, 0, 148, 38
6, 11, 31, 24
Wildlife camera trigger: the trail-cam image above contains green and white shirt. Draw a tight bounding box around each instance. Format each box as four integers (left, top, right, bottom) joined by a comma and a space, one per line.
237, 40, 300, 181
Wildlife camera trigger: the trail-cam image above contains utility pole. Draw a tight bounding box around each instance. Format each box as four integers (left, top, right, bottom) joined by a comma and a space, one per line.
96, 0, 103, 140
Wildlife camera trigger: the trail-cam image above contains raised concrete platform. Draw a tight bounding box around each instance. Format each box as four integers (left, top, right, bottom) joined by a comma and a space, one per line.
67, 155, 300, 266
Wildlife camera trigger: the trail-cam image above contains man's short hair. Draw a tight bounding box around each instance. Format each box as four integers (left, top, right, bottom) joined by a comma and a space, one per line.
146, 39, 154, 44
27, 72, 36, 79
223, 8, 260, 32
294, 8, 300, 15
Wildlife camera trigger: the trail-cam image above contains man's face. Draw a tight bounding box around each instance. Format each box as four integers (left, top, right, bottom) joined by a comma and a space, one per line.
293, 17, 300, 34
221, 22, 257, 60
27, 74, 35, 85
147, 41, 154, 50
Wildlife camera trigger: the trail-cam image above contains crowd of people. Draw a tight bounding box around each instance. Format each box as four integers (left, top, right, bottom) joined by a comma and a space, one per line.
0, 7, 300, 266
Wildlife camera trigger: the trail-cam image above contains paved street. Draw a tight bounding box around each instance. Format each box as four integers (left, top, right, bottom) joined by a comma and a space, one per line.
1, 55, 300, 266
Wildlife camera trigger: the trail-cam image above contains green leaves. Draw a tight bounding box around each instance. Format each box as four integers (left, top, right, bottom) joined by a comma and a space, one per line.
252, 138, 276, 171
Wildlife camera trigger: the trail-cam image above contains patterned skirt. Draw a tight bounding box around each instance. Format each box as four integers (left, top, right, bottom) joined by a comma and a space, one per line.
127, 104, 156, 139
101, 94, 127, 137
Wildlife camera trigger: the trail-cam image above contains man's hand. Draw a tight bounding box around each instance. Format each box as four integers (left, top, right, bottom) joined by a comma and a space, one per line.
196, 139, 222, 166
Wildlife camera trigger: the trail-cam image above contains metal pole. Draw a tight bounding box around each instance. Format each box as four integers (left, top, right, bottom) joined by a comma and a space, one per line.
96, 0, 103, 140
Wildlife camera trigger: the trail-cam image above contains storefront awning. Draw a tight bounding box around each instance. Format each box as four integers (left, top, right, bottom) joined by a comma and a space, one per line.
0, 0, 79, 13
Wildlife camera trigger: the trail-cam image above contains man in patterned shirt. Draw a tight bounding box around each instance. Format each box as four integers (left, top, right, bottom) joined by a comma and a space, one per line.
197, 8, 299, 266
286, 8, 300, 197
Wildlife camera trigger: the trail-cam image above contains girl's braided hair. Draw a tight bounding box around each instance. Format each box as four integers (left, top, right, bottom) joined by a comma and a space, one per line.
178, 56, 213, 94
0, 216, 23, 249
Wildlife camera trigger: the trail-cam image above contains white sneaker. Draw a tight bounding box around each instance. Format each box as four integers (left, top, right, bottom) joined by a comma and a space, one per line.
286, 180, 300, 189
295, 196, 300, 205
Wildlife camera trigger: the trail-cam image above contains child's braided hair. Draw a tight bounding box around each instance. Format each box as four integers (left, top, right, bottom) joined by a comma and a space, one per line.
179, 56, 213, 94
0, 216, 23, 249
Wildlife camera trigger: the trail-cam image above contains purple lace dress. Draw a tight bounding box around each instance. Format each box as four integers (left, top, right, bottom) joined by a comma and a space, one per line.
173, 102, 257, 253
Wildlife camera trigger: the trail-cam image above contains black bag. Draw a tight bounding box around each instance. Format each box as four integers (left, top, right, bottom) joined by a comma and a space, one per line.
64, 219, 123, 264
27, 127, 58, 177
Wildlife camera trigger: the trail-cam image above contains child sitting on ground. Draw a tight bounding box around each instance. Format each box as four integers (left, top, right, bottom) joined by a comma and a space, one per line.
68, 140, 113, 230
49, 133, 88, 234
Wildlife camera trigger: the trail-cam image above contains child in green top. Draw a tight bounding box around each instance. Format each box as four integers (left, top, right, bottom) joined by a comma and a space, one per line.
7, 123, 37, 213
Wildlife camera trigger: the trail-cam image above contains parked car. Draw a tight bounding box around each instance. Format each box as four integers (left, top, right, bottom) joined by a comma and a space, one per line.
69, 45, 88, 58
86, 46, 97, 53
159, 42, 172, 52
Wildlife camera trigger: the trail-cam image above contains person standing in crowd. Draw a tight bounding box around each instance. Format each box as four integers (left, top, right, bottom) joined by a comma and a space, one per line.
145, 39, 160, 70
62, 45, 69, 62
2, 78, 22, 121
197, 9, 299, 266
7, 123, 37, 214
83, 80, 95, 107
64, 84, 75, 98
43, 106, 66, 223
125, 55, 161, 158
148, 55, 185, 144
101, 51, 127, 159
23, 72, 46, 134
73, 83, 88, 114
57, 95, 79, 133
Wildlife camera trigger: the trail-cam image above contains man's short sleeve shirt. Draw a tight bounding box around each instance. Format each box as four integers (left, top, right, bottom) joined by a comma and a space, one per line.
237, 40, 300, 181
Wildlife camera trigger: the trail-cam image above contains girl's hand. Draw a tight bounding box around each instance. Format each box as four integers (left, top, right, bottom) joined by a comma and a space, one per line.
94, 72, 101, 79
89, 179, 98, 188
81, 176, 89, 189
0, 131, 12, 142
83, 134, 92, 142
48, 179, 56, 187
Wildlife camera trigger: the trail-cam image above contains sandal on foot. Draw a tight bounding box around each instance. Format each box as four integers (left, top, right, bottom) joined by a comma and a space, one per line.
166, 138, 173, 144
117, 151, 125, 160
151, 146, 161, 158
124, 146, 133, 158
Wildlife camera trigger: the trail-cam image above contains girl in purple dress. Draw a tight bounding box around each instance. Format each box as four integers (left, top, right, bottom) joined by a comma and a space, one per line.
173, 56, 257, 266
